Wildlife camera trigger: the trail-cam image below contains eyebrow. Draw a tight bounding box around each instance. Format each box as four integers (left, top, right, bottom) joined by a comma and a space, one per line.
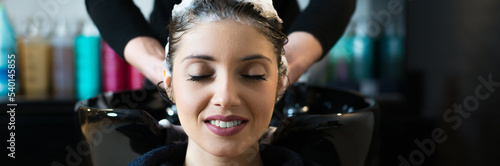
182, 55, 215, 63
181, 54, 272, 63
239, 54, 272, 63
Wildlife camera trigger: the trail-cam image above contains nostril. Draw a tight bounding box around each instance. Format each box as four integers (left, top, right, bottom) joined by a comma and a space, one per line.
210, 83, 241, 108
212, 102, 222, 108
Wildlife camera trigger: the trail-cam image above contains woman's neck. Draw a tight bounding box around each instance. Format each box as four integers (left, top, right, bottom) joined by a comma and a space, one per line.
184, 139, 263, 166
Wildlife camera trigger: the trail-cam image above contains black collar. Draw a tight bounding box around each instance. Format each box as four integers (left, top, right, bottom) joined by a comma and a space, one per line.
128, 143, 318, 166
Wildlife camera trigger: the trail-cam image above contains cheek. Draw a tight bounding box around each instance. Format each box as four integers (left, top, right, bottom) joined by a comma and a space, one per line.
246, 80, 278, 122
170, 64, 211, 116
171, 78, 208, 128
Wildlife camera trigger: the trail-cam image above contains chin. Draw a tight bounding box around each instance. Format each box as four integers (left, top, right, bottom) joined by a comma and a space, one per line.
204, 139, 254, 157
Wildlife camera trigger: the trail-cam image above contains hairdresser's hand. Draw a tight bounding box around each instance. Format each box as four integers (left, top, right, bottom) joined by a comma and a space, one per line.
284, 32, 323, 85
124, 36, 165, 85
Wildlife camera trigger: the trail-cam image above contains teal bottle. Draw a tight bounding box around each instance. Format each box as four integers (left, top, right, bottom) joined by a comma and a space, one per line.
0, 3, 17, 100
75, 21, 101, 100
351, 19, 374, 81
328, 22, 355, 82
381, 15, 405, 80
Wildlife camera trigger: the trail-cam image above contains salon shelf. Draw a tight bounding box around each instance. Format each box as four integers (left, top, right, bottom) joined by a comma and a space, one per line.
0, 99, 78, 114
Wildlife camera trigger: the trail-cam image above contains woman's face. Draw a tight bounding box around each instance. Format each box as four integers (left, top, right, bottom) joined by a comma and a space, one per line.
169, 21, 279, 157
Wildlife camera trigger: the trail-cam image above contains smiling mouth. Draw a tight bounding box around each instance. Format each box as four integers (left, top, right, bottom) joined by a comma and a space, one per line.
204, 119, 249, 136
204, 120, 247, 128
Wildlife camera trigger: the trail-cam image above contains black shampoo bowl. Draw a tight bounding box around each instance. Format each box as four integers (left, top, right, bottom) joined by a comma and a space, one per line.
75, 84, 378, 166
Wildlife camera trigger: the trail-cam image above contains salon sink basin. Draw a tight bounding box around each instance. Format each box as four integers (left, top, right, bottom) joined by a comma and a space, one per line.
75, 84, 379, 166
272, 84, 379, 166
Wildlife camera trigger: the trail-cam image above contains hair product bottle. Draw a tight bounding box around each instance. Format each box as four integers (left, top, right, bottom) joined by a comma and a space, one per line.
381, 14, 405, 80
75, 21, 101, 100
352, 19, 375, 81
101, 40, 126, 92
19, 19, 53, 100
127, 64, 144, 90
328, 22, 355, 83
0, 3, 17, 100
52, 19, 76, 99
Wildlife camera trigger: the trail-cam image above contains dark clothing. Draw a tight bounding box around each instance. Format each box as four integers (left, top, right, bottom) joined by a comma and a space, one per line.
85, 0, 355, 59
128, 142, 320, 166
86, 0, 354, 89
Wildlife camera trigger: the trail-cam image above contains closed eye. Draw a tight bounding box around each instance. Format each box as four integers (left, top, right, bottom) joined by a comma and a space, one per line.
187, 74, 212, 82
241, 74, 266, 81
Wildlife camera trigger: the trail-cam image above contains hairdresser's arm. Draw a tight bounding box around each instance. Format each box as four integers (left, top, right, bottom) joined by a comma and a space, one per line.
123, 37, 165, 84
86, 0, 164, 83
284, 32, 322, 84
285, 0, 355, 84
85, 0, 156, 58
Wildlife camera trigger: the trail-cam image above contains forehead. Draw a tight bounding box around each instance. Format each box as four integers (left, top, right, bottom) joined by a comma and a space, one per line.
174, 21, 276, 63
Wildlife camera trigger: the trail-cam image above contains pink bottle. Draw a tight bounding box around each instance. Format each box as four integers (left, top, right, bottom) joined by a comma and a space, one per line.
127, 64, 144, 90
101, 40, 127, 92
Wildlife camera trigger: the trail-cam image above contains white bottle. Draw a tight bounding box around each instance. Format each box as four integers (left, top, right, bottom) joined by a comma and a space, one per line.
52, 19, 76, 99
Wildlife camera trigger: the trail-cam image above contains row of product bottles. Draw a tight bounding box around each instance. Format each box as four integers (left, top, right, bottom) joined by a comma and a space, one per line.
326, 16, 405, 94
1, 3, 144, 101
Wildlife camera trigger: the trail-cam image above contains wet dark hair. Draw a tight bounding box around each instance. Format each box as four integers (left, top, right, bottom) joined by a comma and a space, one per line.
160, 0, 288, 103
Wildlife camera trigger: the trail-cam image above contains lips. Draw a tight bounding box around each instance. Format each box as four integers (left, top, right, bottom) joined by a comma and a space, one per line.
204, 115, 248, 136
208, 120, 242, 128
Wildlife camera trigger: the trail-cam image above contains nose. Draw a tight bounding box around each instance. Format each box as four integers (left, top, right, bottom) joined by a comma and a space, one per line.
211, 75, 241, 108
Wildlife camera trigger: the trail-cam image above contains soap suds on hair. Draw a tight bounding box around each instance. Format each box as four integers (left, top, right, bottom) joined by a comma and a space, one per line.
172, 0, 282, 23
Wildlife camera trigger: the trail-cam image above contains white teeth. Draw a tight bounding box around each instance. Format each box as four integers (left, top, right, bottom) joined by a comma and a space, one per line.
209, 120, 243, 128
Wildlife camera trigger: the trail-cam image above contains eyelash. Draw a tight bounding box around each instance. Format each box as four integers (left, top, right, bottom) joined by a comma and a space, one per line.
187, 75, 211, 82
187, 74, 266, 81
242, 74, 267, 81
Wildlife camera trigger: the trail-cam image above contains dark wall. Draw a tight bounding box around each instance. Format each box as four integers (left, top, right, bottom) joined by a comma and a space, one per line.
405, 0, 500, 165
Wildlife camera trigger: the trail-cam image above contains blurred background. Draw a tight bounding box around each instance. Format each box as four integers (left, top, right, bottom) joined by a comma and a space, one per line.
1, 0, 499, 165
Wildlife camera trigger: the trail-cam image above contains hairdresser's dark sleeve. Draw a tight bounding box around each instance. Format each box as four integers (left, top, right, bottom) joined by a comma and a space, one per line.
288, 0, 355, 58
85, 0, 156, 58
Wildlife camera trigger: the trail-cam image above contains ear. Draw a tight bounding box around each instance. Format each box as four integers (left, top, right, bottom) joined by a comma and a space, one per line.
164, 69, 175, 103
163, 70, 172, 88
276, 54, 289, 101
276, 75, 288, 101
